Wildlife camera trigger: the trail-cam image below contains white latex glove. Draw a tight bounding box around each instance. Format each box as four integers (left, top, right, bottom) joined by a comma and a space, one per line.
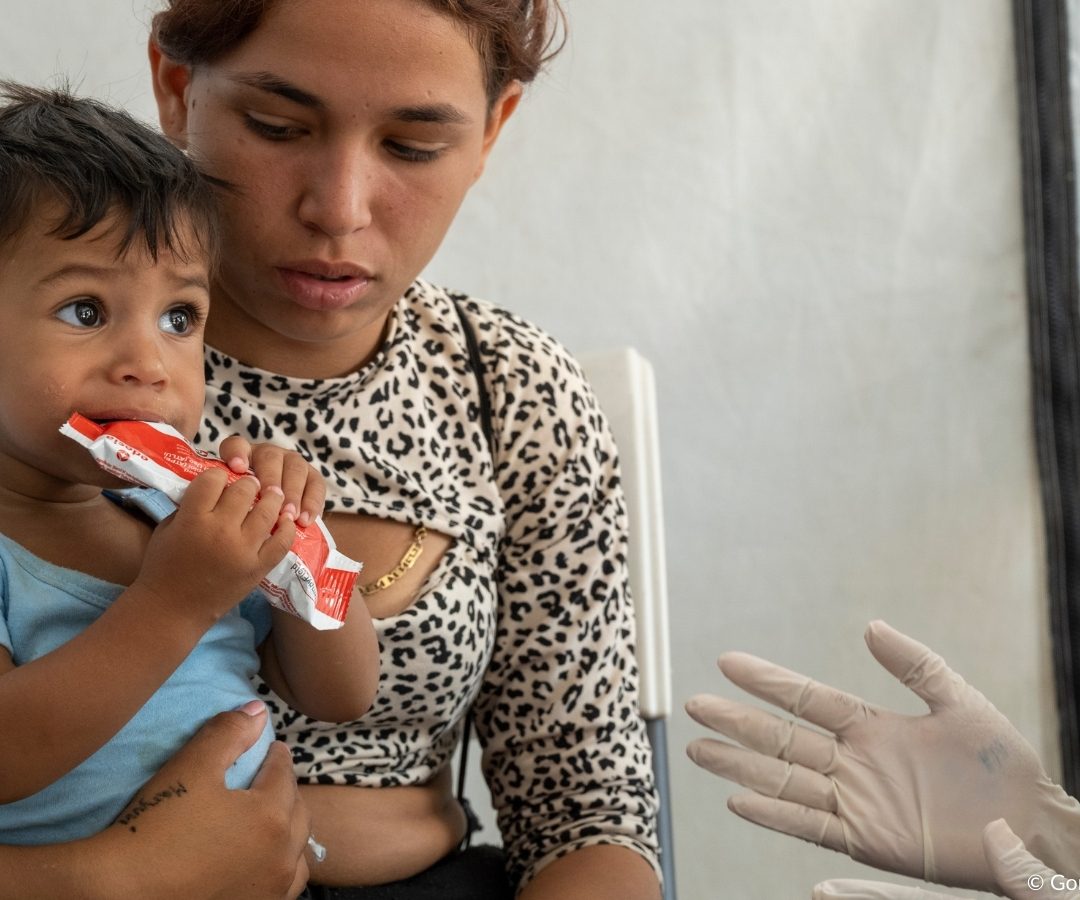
685, 621, 1080, 892
811, 879, 955, 899
811, 819, 1079, 899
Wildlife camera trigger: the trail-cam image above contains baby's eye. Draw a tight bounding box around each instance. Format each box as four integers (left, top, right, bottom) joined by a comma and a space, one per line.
159, 304, 201, 336
56, 299, 103, 328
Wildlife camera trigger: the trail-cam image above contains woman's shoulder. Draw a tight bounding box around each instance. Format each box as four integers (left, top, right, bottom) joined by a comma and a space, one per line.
410, 279, 585, 379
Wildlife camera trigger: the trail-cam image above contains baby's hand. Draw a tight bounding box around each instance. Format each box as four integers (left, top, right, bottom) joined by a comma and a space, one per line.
218, 436, 326, 528
135, 469, 296, 622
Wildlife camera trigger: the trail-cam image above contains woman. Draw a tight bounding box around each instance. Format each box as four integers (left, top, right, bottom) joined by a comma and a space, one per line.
152, 1, 661, 894
3, 1, 662, 897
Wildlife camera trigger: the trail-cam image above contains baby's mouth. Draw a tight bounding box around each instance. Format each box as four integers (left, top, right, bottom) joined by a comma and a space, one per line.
80, 411, 167, 426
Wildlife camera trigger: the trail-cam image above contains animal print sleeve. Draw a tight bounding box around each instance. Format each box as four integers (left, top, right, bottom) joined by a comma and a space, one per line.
466, 305, 661, 889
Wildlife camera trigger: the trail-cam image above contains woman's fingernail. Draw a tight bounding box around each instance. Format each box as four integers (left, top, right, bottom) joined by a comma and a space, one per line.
283, 502, 297, 518
237, 699, 265, 716
227, 456, 247, 472
297, 511, 312, 527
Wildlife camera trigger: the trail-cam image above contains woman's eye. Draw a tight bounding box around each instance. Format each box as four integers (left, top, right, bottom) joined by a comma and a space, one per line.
56, 299, 103, 328
385, 140, 443, 163
159, 305, 202, 336
243, 114, 304, 141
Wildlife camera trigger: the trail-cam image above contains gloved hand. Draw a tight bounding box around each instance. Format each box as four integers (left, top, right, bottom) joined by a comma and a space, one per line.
811, 819, 1079, 899
812, 880, 955, 899
685, 621, 1080, 892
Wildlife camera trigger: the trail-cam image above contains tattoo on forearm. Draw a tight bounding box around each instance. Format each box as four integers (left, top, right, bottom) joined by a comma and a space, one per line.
115, 782, 188, 832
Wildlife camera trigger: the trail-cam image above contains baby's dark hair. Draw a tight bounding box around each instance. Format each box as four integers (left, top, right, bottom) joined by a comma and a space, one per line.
0, 81, 218, 262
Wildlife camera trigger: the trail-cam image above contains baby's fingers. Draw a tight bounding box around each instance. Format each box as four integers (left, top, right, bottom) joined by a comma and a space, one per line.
279, 453, 323, 527
219, 435, 256, 476
177, 467, 232, 514
257, 513, 296, 568
242, 484, 287, 540
240, 487, 296, 572
247, 444, 287, 507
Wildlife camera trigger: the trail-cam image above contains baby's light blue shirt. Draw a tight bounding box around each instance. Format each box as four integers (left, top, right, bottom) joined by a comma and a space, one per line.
0, 488, 273, 845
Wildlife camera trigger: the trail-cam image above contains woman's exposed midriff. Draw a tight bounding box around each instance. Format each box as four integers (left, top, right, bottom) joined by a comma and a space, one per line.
302, 765, 469, 886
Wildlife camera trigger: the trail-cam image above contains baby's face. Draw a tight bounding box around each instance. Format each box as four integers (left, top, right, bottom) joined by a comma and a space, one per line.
0, 204, 210, 493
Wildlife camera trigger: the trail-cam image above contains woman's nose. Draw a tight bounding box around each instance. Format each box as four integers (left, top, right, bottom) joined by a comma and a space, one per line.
297, 150, 375, 238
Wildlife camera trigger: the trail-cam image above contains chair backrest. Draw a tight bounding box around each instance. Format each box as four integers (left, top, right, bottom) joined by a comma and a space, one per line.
577, 347, 677, 900
576, 348, 672, 721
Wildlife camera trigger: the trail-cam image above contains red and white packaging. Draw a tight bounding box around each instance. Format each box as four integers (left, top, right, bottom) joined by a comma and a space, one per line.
60, 412, 359, 630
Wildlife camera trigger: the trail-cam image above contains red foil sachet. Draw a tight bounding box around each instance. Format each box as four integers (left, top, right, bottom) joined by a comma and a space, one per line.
61, 413, 359, 630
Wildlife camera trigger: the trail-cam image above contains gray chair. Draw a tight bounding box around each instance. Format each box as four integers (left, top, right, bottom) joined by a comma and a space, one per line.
579, 348, 676, 900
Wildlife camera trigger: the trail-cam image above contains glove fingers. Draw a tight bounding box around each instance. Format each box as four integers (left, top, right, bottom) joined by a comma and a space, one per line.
864, 620, 968, 710
728, 790, 847, 852
982, 819, 1075, 899
685, 694, 839, 771
719, 652, 874, 734
812, 879, 961, 900
687, 737, 837, 810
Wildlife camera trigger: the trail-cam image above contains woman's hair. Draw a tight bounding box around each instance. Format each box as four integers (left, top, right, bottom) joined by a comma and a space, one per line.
151, 0, 567, 106
0, 81, 219, 262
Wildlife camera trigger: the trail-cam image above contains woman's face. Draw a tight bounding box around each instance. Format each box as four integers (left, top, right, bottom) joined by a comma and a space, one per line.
151, 0, 520, 377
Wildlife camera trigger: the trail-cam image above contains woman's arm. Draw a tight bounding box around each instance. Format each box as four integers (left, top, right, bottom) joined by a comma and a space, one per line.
0, 705, 310, 900
467, 305, 662, 890
519, 846, 660, 900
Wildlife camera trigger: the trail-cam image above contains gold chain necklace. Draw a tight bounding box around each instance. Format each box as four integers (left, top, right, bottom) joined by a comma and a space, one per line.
359, 525, 427, 596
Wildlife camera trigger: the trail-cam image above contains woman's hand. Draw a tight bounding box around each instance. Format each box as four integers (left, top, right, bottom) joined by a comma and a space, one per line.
220, 435, 326, 528
98, 703, 311, 900
0, 704, 310, 900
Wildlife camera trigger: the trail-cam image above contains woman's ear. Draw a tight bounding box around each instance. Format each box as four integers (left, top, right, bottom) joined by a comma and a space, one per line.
473, 81, 524, 183
148, 39, 193, 148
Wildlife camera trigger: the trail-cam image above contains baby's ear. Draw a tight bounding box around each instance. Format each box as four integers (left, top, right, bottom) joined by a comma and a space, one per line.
148, 39, 193, 149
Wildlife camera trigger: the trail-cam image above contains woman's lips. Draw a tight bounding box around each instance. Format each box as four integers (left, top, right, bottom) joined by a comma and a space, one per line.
276, 265, 374, 311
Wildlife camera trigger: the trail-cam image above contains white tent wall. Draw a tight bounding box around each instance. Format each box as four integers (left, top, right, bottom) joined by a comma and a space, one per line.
0, 2, 1058, 898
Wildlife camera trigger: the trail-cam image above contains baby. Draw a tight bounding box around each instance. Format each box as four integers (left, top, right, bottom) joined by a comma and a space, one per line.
0, 82, 378, 845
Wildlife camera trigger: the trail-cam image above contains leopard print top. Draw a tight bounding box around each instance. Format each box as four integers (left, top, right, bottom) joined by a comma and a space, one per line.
196, 280, 659, 887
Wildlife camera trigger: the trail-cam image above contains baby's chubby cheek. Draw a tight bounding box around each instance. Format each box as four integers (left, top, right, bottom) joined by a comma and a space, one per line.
41, 379, 67, 403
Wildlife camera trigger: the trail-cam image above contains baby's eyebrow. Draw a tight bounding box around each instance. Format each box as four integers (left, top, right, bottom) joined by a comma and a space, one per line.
36, 264, 209, 293
169, 271, 210, 293
35, 263, 116, 288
